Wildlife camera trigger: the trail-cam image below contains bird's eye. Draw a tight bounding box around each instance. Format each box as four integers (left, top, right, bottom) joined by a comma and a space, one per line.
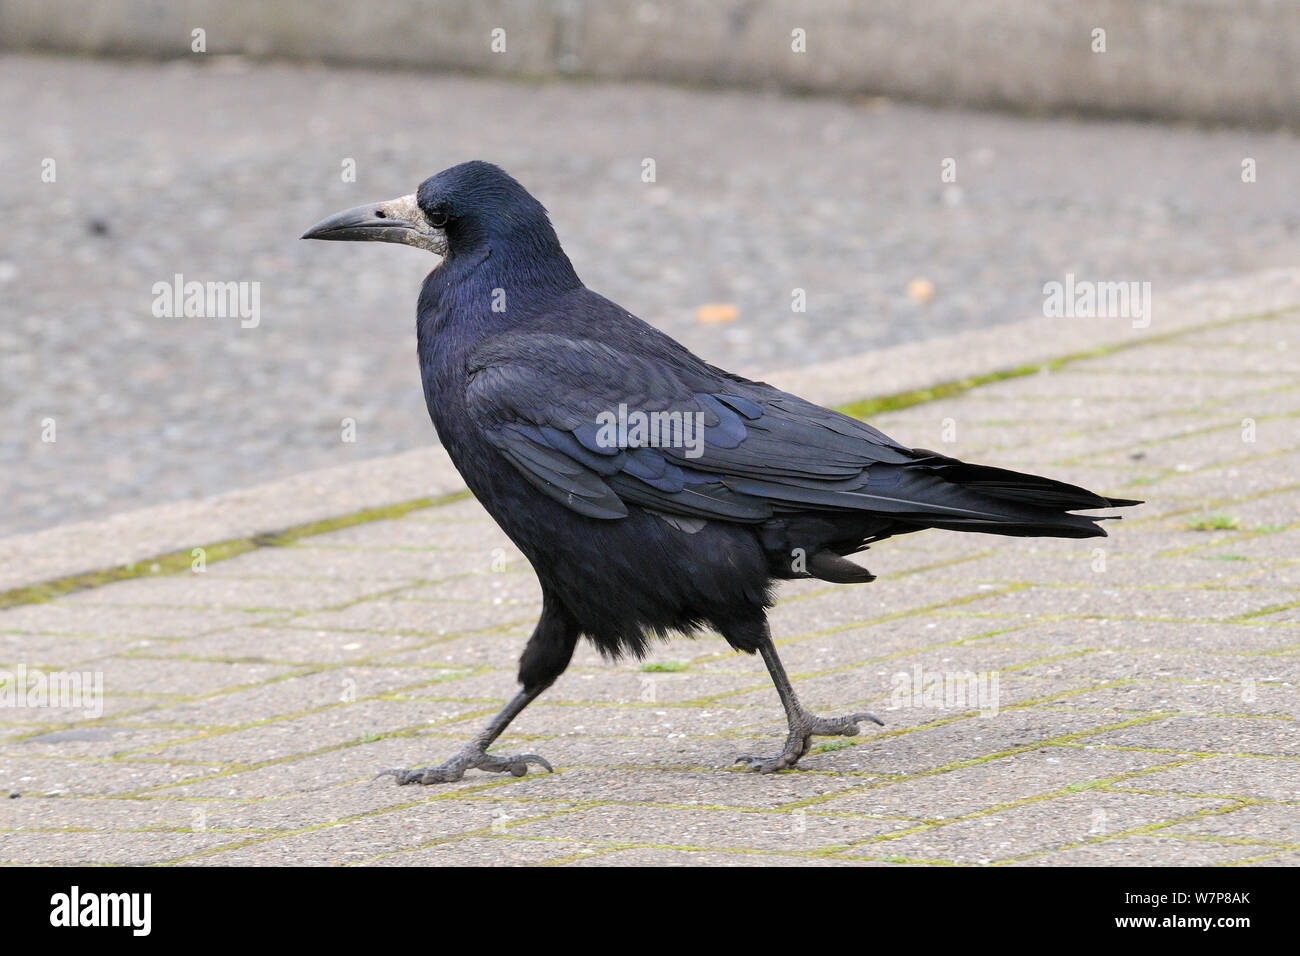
428, 210, 449, 228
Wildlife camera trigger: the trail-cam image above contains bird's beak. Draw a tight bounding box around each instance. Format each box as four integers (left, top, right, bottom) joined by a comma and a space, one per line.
300, 193, 448, 256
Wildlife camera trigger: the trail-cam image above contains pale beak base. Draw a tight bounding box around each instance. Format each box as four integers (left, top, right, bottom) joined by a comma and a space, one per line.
301, 193, 447, 256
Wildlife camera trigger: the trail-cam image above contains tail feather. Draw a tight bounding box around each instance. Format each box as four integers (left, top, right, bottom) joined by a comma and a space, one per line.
767, 459, 1143, 585
926, 461, 1141, 510
896, 459, 1142, 539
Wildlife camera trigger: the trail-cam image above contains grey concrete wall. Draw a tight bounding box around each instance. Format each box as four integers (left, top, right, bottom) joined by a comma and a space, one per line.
2, 0, 1297, 127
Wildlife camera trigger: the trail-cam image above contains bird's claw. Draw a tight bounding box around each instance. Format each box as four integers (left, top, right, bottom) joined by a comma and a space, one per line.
376, 747, 554, 785
735, 726, 812, 774
735, 751, 802, 774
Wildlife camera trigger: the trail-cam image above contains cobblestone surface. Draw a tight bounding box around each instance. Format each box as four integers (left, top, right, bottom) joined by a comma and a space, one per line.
1, 307, 1296, 865
6, 54, 1300, 535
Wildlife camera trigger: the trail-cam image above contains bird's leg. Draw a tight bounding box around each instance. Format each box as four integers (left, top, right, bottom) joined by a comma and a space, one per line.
379, 596, 580, 785
735, 628, 883, 774
379, 687, 553, 784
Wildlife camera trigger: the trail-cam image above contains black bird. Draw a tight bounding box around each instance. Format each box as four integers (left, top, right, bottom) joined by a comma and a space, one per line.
303, 162, 1139, 782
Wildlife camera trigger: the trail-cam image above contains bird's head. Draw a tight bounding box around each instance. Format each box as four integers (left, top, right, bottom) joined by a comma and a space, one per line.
301, 161, 557, 263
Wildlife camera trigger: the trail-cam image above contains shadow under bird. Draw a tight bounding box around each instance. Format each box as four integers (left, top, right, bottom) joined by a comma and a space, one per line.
303, 161, 1140, 782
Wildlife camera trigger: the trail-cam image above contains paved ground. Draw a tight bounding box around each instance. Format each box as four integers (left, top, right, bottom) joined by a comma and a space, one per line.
1, 300, 1296, 865
6, 54, 1300, 536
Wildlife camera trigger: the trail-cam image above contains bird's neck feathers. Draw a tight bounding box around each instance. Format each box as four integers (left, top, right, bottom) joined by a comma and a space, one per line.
418, 228, 581, 346
472, 213, 581, 298
428, 210, 582, 328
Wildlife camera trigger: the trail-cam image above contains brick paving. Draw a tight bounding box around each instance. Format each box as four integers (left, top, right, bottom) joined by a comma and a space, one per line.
1, 308, 1297, 866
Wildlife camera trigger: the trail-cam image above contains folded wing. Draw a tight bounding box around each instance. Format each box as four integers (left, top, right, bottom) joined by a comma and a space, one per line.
466, 333, 1135, 537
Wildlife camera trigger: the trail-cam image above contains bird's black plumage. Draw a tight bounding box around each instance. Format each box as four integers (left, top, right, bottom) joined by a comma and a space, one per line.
304, 161, 1140, 781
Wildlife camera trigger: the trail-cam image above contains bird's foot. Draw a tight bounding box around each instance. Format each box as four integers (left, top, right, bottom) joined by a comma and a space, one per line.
734, 728, 812, 774
376, 745, 553, 785
735, 710, 883, 774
